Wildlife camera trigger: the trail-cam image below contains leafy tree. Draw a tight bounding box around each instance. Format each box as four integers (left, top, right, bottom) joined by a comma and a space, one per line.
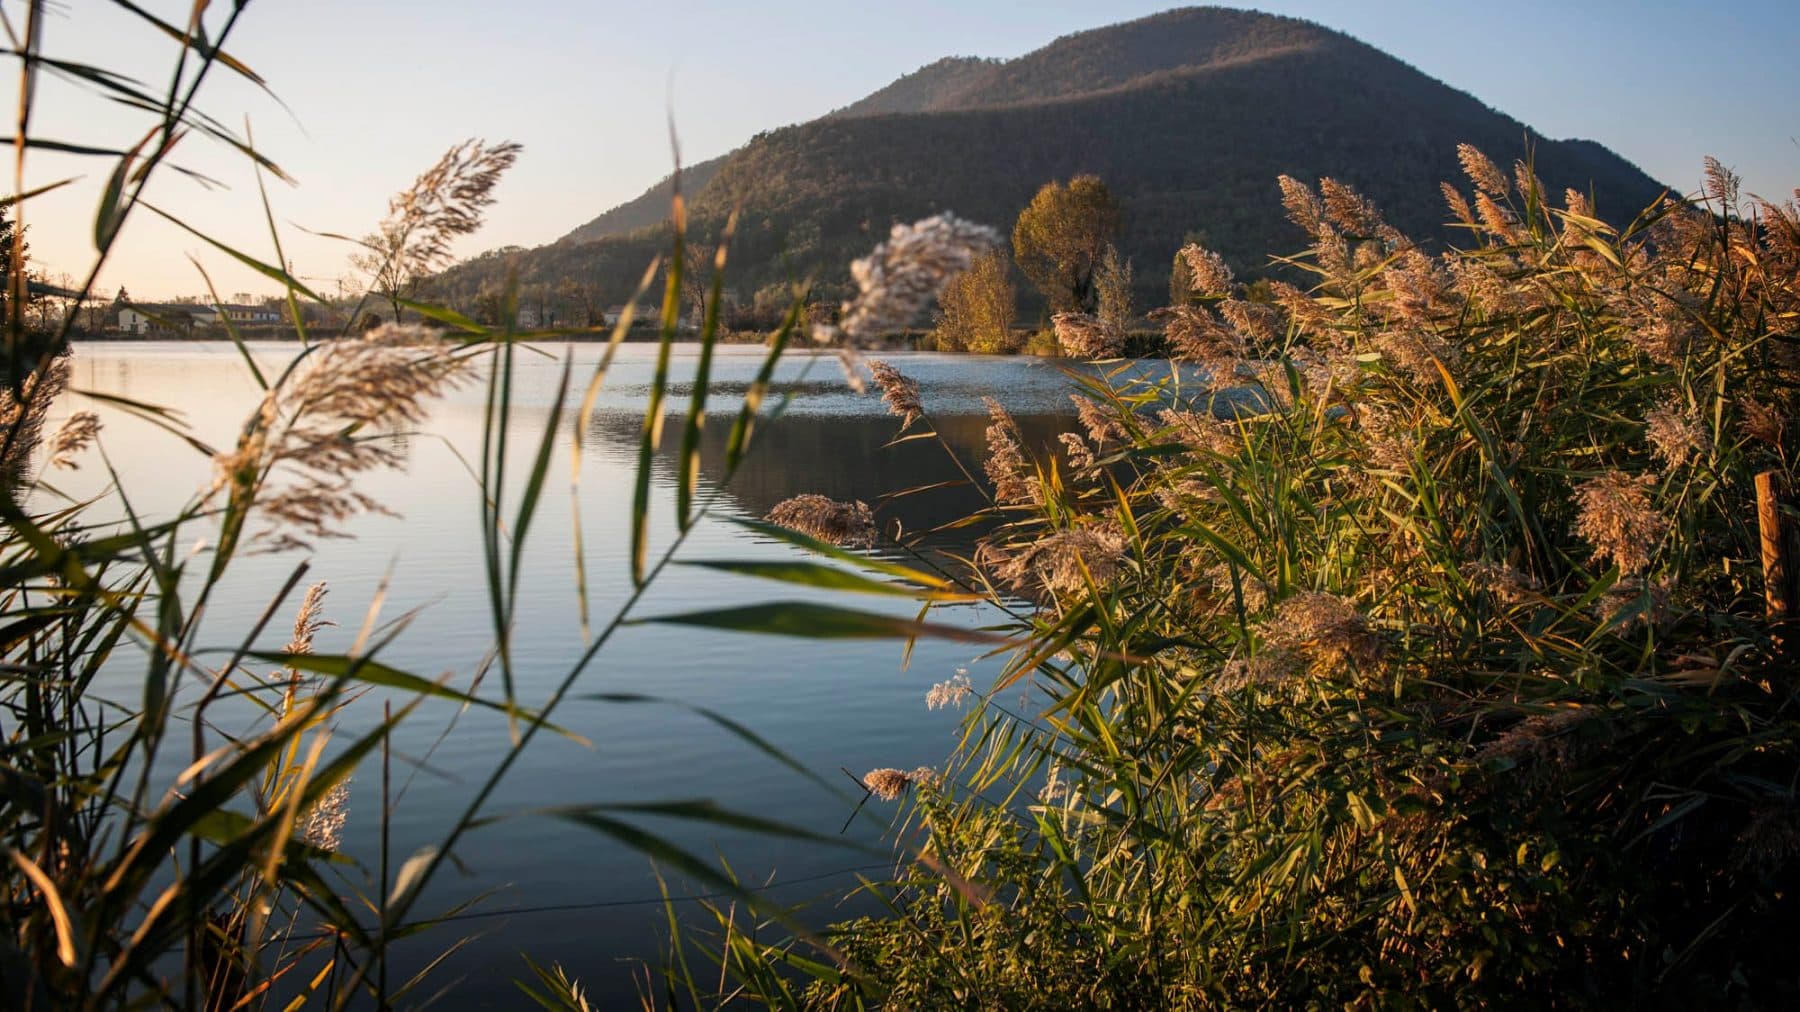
932, 249, 1018, 353
1012, 175, 1119, 315
1095, 244, 1133, 333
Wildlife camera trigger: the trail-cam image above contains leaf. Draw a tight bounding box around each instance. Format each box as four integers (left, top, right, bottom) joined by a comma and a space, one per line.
388, 846, 439, 909
636, 601, 1009, 644
7, 849, 76, 966
725, 292, 804, 473
631, 210, 684, 586
730, 518, 956, 589
139, 202, 322, 300
245, 652, 583, 743
477, 800, 854, 850
678, 211, 737, 530
677, 559, 979, 601
1393, 865, 1418, 917
394, 296, 489, 334
580, 692, 844, 796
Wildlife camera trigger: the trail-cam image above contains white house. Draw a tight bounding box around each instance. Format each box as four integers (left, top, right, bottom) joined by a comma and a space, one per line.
116, 305, 202, 336
117, 306, 154, 335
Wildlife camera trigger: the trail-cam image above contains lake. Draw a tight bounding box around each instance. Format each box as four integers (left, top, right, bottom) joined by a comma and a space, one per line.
42, 341, 1165, 1005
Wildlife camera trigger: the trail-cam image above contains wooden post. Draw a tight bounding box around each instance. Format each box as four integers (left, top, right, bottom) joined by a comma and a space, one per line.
1757, 471, 1791, 622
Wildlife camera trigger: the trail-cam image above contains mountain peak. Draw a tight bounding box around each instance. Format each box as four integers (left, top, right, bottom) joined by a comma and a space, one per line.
468, 7, 1664, 320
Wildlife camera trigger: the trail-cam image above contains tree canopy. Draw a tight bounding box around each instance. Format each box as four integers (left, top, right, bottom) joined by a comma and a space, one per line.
1011, 176, 1120, 316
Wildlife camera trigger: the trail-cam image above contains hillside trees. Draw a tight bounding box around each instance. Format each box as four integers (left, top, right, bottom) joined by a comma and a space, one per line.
931, 250, 1018, 352
1012, 175, 1120, 315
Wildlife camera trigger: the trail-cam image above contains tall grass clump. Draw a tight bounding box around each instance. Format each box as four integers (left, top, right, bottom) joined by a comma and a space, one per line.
674, 151, 1800, 1007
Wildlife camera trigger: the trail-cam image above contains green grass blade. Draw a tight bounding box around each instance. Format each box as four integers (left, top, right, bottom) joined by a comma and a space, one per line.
630, 196, 685, 586
677, 211, 738, 531
677, 560, 980, 601
635, 601, 1010, 644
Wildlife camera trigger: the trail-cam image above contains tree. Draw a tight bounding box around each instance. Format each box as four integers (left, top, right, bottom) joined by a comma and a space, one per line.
1011, 176, 1119, 315
350, 138, 521, 322
556, 276, 600, 328
932, 250, 1018, 353
1095, 244, 1133, 334
0, 199, 27, 332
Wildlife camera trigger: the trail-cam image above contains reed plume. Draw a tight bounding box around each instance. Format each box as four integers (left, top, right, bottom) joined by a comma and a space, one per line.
868, 359, 924, 430
1572, 471, 1664, 574
766, 494, 876, 547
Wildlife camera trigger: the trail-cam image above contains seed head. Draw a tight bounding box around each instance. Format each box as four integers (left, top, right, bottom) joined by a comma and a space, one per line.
1070, 394, 1124, 446
1457, 143, 1510, 197
1216, 648, 1304, 693
1478, 708, 1592, 770
1572, 471, 1664, 574
1644, 400, 1709, 468
982, 398, 1039, 506
765, 494, 876, 547
1737, 397, 1788, 448
1464, 560, 1539, 607
301, 781, 350, 853
285, 582, 333, 657
1374, 329, 1458, 386
1277, 175, 1326, 236
1052, 312, 1125, 359
1153, 303, 1245, 371
1177, 243, 1235, 296
868, 359, 923, 430
926, 669, 974, 711
210, 325, 465, 548
862, 768, 913, 802
1259, 592, 1384, 672
0, 351, 70, 486
1160, 409, 1240, 456
46, 411, 101, 470
990, 523, 1129, 598
1058, 432, 1097, 475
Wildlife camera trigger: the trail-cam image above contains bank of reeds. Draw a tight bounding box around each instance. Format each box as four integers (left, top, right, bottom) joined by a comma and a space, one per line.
668, 152, 1800, 1007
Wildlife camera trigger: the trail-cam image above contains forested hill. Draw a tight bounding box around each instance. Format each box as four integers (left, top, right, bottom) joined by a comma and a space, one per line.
553, 156, 726, 247
433, 6, 1667, 317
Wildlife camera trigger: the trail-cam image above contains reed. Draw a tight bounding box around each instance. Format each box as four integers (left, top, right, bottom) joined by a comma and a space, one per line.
660, 150, 1800, 1008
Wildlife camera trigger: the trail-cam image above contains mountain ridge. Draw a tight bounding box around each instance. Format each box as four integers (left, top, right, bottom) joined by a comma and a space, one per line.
441, 7, 1667, 317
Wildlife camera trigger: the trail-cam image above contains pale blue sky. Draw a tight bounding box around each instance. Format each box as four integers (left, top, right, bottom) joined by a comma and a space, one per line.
12, 0, 1798, 299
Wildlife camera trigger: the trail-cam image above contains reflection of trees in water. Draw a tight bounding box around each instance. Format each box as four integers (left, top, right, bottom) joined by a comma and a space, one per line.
584, 410, 1072, 550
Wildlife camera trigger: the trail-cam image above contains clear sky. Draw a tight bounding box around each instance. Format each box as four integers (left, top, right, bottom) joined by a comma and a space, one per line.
11, 0, 1798, 301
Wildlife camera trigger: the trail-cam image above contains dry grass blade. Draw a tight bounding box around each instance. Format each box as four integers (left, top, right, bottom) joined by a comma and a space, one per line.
7, 848, 77, 966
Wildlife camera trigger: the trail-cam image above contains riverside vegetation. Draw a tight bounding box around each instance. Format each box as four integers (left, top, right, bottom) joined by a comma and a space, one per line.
645, 154, 1800, 1007
3, 5, 1798, 1011
3, 4, 881, 1006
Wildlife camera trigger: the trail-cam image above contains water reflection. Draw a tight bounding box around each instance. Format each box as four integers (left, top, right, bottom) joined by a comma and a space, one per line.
46, 342, 1084, 1005
593, 408, 1072, 549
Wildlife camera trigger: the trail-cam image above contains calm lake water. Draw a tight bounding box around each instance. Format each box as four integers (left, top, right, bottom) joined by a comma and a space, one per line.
42, 341, 1180, 1005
